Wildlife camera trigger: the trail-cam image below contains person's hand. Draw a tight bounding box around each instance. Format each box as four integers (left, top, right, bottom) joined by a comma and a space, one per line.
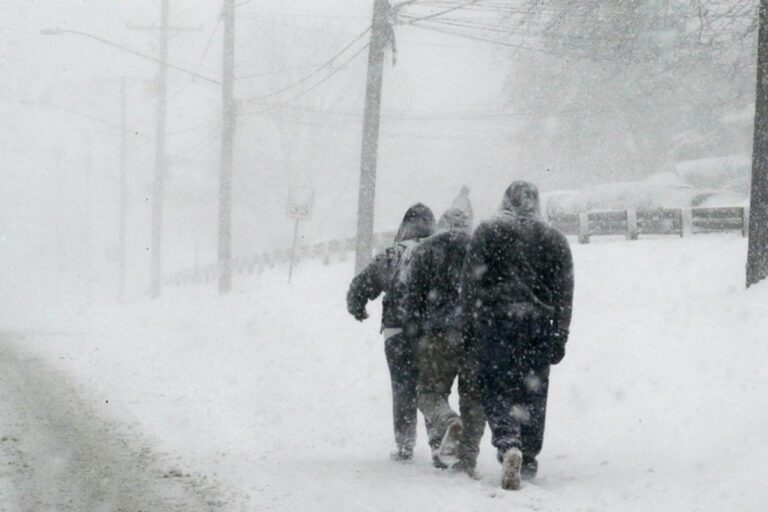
550, 329, 568, 365
351, 308, 369, 322
550, 343, 565, 365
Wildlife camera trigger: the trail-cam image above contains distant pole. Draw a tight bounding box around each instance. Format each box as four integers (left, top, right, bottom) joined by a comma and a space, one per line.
128, 3, 200, 298
748, 0, 768, 288
118, 77, 128, 303
150, 0, 169, 299
219, 0, 237, 294
354, 0, 391, 274
288, 217, 300, 283
85, 152, 94, 302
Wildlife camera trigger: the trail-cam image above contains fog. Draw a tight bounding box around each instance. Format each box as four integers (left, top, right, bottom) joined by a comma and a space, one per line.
2, 1, 756, 303
2, 0, 514, 303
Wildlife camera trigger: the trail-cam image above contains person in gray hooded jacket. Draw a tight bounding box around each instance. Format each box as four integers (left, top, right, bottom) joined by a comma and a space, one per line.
347, 203, 436, 461
460, 181, 574, 490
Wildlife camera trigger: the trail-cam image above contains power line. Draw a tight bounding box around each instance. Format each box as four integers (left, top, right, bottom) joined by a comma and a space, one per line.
238, 12, 372, 20
169, 10, 223, 100
271, 43, 370, 105
236, 64, 325, 81
402, 0, 486, 24
245, 27, 371, 101
41, 29, 221, 85
21, 99, 154, 140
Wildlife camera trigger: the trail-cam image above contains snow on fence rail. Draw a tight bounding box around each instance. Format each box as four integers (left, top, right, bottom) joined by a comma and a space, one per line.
550, 206, 748, 244
164, 206, 747, 287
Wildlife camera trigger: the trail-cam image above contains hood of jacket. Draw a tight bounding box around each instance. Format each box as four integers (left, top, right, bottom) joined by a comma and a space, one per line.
437, 207, 471, 233
500, 181, 542, 219
395, 203, 436, 242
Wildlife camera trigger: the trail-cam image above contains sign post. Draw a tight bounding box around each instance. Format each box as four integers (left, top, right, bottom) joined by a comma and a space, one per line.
286, 187, 314, 283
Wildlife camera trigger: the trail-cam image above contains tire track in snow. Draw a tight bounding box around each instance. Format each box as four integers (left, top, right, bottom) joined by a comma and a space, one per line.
0, 332, 224, 511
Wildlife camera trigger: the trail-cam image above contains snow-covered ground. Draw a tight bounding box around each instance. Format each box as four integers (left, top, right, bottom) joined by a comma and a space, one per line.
2, 233, 767, 511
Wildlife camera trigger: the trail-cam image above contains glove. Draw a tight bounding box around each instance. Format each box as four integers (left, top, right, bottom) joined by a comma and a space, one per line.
549, 343, 566, 365
549, 329, 568, 365
403, 321, 421, 342
351, 308, 369, 322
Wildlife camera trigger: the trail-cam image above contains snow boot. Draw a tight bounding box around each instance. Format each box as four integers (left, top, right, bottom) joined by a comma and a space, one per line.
435, 418, 463, 466
431, 453, 449, 469
449, 459, 477, 478
390, 445, 413, 462
500, 447, 523, 490
521, 457, 538, 480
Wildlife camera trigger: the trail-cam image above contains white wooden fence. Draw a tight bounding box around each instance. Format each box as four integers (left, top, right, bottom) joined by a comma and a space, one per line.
165, 206, 748, 287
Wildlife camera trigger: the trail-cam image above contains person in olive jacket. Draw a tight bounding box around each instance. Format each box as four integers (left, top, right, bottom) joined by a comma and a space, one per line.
460, 181, 574, 490
346, 203, 436, 461
403, 207, 486, 474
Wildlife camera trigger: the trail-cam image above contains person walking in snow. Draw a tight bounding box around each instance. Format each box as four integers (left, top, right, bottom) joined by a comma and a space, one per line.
346, 203, 436, 461
403, 207, 485, 475
450, 185, 473, 228
460, 181, 574, 490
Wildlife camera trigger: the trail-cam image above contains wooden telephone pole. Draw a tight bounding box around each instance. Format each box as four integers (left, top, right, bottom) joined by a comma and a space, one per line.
748, 0, 768, 287
118, 77, 128, 303
132, 0, 170, 299
354, 0, 391, 274
219, 0, 237, 294
130, 0, 201, 298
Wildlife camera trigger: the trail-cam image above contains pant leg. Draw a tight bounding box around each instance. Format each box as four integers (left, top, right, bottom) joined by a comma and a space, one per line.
457, 350, 485, 468
478, 358, 524, 458
519, 366, 550, 462
384, 333, 418, 451
477, 310, 554, 461
416, 330, 462, 449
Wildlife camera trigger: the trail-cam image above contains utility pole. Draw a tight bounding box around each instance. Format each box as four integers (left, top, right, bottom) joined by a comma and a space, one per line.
130, 1, 199, 298
118, 77, 128, 303
354, 0, 391, 274
748, 0, 768, 288
95, 75, 150, 302
151, 0, 169, 299
219, 0, 236, 294
128, 0, 171, 298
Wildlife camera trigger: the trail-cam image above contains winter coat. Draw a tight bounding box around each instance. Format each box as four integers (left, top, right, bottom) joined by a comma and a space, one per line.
347, 203, 435, 331
460, 182, 574, 368
403, 208, 472, 339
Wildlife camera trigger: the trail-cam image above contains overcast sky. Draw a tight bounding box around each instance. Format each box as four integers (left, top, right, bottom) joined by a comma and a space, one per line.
0, 0, 555, 299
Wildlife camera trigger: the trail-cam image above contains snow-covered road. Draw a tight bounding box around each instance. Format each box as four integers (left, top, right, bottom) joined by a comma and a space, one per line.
0, 332, 222, 511
1, 234, 767, 511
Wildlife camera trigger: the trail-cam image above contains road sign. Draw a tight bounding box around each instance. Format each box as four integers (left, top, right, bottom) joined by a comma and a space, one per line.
286, 187, 314, 220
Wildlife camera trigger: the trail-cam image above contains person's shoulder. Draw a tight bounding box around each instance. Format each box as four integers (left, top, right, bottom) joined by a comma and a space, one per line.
474, 218, 499, 235
367, 249, 393, 271
541, 222, 571, 248
412, 233, 446, 262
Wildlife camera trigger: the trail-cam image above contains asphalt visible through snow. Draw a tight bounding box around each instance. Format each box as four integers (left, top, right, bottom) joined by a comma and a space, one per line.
0, 332, 222, 512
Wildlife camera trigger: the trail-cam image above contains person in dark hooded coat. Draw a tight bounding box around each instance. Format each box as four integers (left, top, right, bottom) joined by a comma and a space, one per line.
403, 207, 485, 474
460, 181, 574, 490
346, 203, 436, 461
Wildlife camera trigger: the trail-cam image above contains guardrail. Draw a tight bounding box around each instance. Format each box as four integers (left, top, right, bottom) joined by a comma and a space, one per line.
165, 206, 748, 287
165, 230, 398, 287
549, 206, 748, 244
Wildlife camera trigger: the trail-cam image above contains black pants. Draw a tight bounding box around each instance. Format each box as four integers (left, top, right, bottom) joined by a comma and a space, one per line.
384, 333, 418, 451
476, 308, 552, 463
479, 363, 549, 463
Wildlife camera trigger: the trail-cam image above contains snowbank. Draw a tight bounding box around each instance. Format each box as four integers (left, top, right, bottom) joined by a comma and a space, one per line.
545, 181, 704, 216
676, 155, 750, 194
543, 155, 750, 217
6, 234, 768, 511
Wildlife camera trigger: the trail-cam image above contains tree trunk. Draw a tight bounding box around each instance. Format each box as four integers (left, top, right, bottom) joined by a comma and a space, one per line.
747, 0, 768, 288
